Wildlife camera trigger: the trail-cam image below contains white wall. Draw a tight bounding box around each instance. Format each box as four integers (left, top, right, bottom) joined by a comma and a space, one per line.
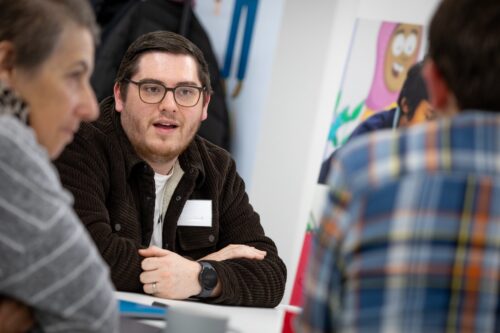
197, 0, 441, 306
250, 0, 440, 304
195, 0, 286, 187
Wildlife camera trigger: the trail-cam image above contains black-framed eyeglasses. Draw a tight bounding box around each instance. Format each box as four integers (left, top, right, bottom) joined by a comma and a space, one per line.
125, 79, 206, 107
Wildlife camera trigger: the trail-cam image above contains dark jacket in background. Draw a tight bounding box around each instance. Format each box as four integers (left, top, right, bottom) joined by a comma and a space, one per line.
55, 97, 286, 307
318, 107, 398, 184
91, 0, 231, 151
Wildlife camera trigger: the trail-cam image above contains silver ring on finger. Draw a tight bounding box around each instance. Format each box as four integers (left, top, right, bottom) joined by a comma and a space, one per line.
152, 282, 157, 294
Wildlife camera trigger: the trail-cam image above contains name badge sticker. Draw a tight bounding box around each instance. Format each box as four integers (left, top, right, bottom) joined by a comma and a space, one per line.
177, 200, 212, 227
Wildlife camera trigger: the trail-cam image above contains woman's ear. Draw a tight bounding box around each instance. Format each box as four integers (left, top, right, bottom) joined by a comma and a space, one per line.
0, 41, 15, 83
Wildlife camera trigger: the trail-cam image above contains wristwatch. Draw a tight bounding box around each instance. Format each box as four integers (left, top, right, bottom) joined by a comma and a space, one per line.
197, 261, 218, 298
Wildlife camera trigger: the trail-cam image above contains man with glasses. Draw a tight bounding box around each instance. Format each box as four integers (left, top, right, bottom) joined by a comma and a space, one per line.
55, 31, 286, 307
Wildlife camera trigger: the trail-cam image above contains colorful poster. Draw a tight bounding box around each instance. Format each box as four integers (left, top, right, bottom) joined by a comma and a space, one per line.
323, 19, 425, 158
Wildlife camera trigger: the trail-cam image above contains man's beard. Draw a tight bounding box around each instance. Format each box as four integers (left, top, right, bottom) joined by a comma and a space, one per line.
135, 121, 200, 166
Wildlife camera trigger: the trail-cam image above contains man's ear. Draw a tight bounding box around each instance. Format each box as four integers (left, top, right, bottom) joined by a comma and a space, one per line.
423, 59, 450, 110
201, 93, 210, 121
397, 97, 411, 127
0, 41, 15, 84
400, 97, 410, 115
114, 82, 124, 112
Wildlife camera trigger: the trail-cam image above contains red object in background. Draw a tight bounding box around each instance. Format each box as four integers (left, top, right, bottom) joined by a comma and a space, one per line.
282, 230, 313, 333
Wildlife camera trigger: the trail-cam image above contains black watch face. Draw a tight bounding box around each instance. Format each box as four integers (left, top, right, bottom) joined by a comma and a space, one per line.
202, 268, 218, 289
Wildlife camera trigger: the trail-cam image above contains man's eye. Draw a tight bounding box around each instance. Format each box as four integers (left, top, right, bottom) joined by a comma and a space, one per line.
177, 88, 195, 96
143, 85, 161, 94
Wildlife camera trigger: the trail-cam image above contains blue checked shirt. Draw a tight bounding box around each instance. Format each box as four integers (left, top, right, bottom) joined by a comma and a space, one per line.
297, 112, 500, 333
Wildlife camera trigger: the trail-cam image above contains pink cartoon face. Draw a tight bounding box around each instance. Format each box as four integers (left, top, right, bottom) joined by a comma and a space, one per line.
384, 24, 422, 92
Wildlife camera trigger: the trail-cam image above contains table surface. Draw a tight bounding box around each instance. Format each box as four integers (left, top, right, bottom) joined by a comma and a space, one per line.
116, 291, 296, 333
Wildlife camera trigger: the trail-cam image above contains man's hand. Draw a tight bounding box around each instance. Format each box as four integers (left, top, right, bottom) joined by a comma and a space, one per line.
139, 244, 266, 299
0, 298, 34, 333
139, 246, 202, 299
199, 244, 267, 261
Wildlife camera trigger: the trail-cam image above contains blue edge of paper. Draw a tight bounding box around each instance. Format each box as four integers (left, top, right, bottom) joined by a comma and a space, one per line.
119, 299, 168, 320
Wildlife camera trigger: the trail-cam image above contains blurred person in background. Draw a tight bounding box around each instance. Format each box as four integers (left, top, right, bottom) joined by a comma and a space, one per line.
299, 0, 500, 331
319, 60, 434, 184
0, 0, 118, 332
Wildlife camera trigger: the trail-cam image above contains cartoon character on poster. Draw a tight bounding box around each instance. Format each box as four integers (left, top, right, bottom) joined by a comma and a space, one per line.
326, 21, 423, 154
362, 22, 423, 119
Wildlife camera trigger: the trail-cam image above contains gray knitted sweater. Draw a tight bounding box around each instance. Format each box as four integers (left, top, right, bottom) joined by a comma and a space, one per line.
0, 85, 118, 332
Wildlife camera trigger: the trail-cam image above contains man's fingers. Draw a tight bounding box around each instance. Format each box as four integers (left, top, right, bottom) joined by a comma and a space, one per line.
238, 246, 266, 260
245, 246, 266, 255
249, 249, 267, 259
229, 245, 265, 255
141, 257, 161, 271
142, 281, 158, 295
139, 271, 157, 284
200, 244, 267, 261
139, 246, 169, 257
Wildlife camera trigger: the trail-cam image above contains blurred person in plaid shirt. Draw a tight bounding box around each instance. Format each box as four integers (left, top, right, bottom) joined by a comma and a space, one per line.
297, 0, 500, 332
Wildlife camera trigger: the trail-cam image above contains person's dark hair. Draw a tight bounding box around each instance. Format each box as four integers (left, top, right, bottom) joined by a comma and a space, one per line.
0, 0, 99, 71
397, 61, 428, 120
115, 31, 213, 100
428, 0, 500, 111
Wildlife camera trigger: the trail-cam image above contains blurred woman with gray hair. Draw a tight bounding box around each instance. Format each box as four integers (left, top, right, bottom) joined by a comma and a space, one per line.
0, 0, 118, 331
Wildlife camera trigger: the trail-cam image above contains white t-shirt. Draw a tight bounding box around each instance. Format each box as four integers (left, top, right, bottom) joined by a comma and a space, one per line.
150, 171, 173, 248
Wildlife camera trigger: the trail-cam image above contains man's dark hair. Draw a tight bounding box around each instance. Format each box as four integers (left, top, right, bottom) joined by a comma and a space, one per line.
0, 0, 99, 71
397, 61, 428, 119
115, 31, 213, 100
428, 0, 500, 111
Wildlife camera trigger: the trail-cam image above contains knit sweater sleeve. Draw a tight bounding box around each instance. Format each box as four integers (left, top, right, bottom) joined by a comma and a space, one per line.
0, 116, 118, 332
205, 152, 287, 307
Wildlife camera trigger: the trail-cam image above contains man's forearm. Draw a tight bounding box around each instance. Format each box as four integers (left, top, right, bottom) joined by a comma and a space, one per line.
208, 255, 287, 307
96, 234, 144, 292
